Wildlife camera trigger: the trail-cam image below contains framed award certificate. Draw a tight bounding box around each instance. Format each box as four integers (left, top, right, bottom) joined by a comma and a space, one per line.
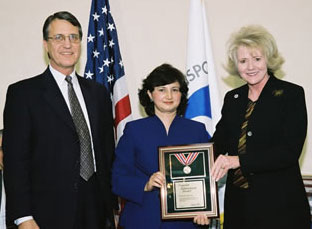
159, 143, 218, 219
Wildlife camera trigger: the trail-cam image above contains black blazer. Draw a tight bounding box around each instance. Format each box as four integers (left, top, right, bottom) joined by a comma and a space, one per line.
3, 68, 116, 228
212, 75, 310, 228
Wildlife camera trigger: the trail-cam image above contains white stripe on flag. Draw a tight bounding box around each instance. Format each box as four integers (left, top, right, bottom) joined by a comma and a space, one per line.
112, 75, 129, 107
112, 76, 132, 142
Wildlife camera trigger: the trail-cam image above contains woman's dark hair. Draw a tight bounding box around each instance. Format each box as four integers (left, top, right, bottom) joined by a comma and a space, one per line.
138, 63, 188, 116
43, 11, 83, 41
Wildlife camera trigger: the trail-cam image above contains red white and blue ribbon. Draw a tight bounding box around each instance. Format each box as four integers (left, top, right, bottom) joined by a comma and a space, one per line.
174, 152, 199, 174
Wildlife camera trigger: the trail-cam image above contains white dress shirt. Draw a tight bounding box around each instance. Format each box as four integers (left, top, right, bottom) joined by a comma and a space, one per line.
49, 65, 96, 170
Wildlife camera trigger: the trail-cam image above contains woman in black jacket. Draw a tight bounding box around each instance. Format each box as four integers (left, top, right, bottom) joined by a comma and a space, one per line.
211, 25, 310, 229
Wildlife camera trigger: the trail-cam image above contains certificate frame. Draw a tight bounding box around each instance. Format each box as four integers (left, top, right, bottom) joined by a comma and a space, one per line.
159, 143, 218, 219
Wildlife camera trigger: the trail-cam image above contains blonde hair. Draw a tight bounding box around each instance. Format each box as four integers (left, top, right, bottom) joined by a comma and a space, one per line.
225, 25, 285, 77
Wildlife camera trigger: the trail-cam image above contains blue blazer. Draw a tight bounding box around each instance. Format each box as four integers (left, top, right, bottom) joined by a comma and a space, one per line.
112, 116, 209, 229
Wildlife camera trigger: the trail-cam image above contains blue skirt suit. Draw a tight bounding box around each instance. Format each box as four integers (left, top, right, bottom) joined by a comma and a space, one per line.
112, 116, 209, 229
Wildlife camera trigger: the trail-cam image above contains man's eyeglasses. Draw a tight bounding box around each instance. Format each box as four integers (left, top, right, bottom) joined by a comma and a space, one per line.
47, 34, 80, 43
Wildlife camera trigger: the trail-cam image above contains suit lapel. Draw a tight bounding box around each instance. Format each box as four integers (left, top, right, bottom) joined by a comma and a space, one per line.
41, 68, 76, 131
248, 76, 280, 126
234, 85, 250, 123
250, 76, 279, 113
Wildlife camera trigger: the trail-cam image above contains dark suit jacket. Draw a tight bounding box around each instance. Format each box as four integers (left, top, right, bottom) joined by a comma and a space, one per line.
212, 75, 310, 228
3, 68, 116, 229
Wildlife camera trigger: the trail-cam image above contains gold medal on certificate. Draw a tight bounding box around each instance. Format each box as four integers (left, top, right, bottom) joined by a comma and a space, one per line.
174, 152, 199, 174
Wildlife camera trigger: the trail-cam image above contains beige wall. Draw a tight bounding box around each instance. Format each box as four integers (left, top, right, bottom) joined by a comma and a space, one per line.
0, 0, 311, 174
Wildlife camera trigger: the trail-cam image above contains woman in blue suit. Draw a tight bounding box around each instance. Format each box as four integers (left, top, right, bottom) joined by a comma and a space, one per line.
112, 64, 209, 228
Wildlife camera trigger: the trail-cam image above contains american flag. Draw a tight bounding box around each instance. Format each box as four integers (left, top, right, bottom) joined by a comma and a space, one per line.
84, 0, 132, 142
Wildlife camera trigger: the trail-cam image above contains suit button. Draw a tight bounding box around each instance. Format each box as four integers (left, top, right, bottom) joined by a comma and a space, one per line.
74, 183, 78, 191
247, 131, 252, 137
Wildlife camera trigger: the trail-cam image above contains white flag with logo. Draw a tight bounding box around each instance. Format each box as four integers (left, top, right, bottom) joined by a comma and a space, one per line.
184, 0, 225, 228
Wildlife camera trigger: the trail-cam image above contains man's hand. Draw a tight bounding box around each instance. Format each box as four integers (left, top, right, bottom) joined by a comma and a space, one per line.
18, 219, 39, 229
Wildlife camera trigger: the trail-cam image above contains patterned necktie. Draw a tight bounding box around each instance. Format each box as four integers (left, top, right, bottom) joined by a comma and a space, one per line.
65, 76, 94, 181
233, 100, 256, 189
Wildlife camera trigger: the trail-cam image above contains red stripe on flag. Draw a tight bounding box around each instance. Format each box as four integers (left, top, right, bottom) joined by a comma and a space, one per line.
114, 95, 131, 127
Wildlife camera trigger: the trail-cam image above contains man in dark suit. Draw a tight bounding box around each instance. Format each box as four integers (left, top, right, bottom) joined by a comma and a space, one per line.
3, 11, 116, 229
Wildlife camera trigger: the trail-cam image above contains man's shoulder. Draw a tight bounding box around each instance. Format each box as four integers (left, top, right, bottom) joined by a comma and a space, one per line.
8, 71, 47, 92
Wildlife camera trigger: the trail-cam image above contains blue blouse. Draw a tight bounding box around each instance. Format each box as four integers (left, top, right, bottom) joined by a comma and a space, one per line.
112, 115, 209, 229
